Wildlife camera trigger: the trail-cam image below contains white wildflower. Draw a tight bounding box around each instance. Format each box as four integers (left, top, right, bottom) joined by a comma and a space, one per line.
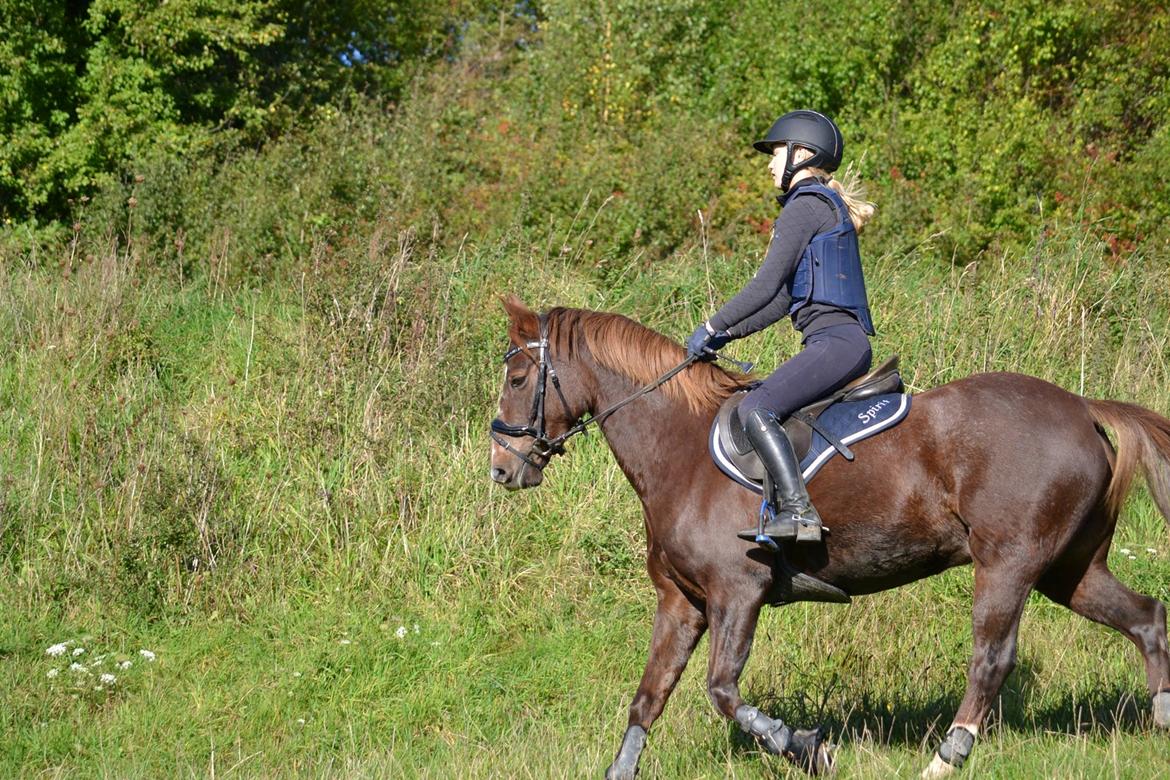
94, 686, 103, 692
72, 647, 85, 657
69, 662, 87, 674
139, 649, 156, 662
1147, 548, 1158, 554
297, 718, 306, 725
395, 625, 407, 639
118, 660, 132, 670
1129, 555, 1138, 560
1119, 548, 1132, 555
293, 671, 302, 678
413, 624, 420, 634
46, 668, 59, 679
339, 638, 352, 645
99, 673, 116, 685
46, 643, 68, 657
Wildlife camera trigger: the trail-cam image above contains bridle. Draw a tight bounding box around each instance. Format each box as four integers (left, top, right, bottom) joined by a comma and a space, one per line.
489, 315, 576, 470
490, 314, 709, 473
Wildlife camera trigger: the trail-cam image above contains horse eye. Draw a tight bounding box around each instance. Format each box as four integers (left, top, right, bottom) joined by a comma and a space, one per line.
510, 375, 526, 388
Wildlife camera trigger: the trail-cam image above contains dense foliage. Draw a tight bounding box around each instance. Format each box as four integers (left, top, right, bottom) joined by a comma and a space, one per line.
0, 0, 502, 222
5, 1, 1170, 260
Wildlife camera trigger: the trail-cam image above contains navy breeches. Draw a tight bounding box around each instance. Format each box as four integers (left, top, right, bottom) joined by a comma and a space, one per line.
738, 322, 873, 420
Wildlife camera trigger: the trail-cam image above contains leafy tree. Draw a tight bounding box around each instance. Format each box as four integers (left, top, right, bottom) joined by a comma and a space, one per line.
0, 0, 502, 223
1, 1, 91, 220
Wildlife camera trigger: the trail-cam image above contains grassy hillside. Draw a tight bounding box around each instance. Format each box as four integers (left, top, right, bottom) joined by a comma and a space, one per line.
3, 2, 1170, 777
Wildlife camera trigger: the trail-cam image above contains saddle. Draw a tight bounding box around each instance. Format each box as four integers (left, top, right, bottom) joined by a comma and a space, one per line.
713, 356, 906, 485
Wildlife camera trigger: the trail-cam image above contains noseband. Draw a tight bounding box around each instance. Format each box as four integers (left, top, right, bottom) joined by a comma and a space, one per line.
490, 314, 704, 472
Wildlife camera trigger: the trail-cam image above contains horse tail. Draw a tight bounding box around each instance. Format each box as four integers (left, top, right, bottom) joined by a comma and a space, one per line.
1087, 399, 1170, 522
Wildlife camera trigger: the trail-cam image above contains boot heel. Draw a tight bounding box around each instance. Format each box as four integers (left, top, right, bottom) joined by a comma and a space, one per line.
796, 520, 822, 544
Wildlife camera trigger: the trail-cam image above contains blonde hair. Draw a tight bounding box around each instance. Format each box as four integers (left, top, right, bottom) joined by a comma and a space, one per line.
808, 162, 875, 232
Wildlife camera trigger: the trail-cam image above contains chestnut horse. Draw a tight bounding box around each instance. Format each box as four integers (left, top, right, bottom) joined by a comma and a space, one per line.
488, 297, 1170, 778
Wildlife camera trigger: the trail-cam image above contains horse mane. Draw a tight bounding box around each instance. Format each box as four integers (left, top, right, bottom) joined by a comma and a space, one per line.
545, 307, 752, 415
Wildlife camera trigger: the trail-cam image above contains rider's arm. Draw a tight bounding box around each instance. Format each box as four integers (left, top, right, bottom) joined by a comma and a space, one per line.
723, 292, 790, 339
707, 195, 830, 338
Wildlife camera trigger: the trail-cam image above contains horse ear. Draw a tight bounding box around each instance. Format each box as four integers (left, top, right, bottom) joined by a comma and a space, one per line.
501, 294, 538, 343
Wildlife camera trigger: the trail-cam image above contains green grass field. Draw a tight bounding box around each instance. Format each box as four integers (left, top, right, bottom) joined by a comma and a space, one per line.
2, 218, 1169, 778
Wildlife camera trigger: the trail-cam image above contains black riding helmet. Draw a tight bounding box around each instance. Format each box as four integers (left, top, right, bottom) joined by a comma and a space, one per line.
754, 110, 844, 191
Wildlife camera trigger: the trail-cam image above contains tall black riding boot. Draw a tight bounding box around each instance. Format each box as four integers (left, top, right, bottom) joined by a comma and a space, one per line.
736, 408, 824, 544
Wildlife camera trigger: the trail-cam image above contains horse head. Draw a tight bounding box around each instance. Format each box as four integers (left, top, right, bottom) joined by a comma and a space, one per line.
489, 295, 588, 490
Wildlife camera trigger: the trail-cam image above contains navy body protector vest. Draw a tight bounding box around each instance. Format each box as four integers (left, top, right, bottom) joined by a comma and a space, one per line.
786, 182, 876, 336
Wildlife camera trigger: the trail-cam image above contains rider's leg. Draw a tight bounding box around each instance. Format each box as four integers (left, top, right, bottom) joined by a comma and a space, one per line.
736, 322, 871, 543
743, 407, 823, 541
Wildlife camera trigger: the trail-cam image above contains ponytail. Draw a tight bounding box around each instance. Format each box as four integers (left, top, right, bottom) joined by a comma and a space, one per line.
810, 163, 875, 232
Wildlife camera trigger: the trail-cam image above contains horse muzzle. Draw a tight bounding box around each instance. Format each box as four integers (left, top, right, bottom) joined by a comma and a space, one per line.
489, 439, 547, 489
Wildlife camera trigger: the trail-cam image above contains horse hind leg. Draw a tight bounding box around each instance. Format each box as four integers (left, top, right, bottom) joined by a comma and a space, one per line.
1037, 544, 1170, 727
704, 594, 833, 775
605, 583, 707, 780
922, 562, 1035, 779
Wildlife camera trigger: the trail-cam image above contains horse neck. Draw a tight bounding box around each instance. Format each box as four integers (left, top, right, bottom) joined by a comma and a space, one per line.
584, 359, 711, 500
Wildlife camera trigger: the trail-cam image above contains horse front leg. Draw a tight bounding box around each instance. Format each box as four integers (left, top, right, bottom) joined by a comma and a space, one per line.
605, 581, 707, 780
705, 593, 833, 774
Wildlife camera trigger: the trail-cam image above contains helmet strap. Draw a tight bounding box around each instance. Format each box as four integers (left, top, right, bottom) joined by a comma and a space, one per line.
780, 141, 819, 192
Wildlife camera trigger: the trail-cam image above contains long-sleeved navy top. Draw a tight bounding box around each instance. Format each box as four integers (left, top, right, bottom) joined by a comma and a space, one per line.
708, 177, 860, 340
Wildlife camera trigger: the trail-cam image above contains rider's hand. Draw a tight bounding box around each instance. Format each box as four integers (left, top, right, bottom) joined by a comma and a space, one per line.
687, 322, 731, 360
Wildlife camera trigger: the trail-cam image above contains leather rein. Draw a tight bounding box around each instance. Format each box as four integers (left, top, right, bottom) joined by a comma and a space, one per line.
490, 314, 700, 471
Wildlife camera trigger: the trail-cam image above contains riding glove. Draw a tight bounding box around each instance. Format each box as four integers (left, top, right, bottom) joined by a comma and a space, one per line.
687, 321, 731, 360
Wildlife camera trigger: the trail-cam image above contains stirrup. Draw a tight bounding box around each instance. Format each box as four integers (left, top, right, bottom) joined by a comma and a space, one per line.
755, 499, 781, 550
738, 506, 825, 546
737, 500, 795, 549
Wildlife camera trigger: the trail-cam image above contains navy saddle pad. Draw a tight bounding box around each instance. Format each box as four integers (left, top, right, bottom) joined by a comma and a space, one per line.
709, 393, 912, 495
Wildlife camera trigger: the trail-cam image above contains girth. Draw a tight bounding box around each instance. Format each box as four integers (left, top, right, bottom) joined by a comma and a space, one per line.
716, 355, 904, 481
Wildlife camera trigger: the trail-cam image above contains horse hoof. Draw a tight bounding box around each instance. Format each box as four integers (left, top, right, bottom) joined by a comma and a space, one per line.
921, 755, 956, 779
1154, 690, 1170, 728
785, 727, 835, 776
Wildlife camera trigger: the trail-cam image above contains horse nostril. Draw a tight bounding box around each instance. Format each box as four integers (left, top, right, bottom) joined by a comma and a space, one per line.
491, 466, 509, 484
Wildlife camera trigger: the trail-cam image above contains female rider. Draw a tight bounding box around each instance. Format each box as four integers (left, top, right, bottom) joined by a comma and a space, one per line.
687, 110, 876, 545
